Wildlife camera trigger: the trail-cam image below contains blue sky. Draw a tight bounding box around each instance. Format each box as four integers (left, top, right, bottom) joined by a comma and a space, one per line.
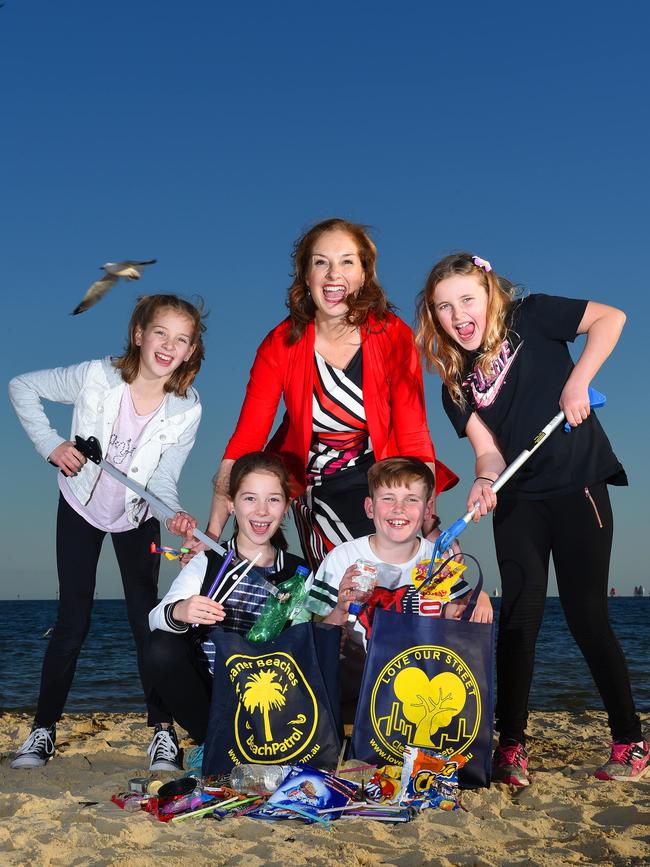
1, 1, 648, 598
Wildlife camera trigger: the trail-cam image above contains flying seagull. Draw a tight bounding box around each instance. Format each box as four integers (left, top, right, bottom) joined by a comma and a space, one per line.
71, 259, 157, 315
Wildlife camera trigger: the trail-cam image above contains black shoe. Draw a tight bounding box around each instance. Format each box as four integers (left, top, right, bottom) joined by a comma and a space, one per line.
148, 724, 183, 772
11, 723, 56, 769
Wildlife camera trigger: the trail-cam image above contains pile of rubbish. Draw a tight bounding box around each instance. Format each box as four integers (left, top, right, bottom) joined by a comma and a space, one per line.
111, 747, 466, 827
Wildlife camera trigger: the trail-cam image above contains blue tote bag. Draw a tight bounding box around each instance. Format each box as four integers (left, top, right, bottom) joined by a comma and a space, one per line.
202, 621, 343, 775
351, 561, 495, 788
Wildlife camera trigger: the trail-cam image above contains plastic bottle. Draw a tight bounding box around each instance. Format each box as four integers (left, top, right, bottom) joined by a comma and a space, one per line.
348, 561, 401, 618
348, 559, 379, 616
246, 565, 311, 642
229, 764, 289, 794
158, 787, 203, 816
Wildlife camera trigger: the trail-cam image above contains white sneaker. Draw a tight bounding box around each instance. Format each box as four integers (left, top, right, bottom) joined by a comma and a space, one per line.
11, 725, 56, 769
147, 724, 182, 772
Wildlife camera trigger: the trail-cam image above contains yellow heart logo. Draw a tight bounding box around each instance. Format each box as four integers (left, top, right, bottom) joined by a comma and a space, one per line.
393, 669, 467, 745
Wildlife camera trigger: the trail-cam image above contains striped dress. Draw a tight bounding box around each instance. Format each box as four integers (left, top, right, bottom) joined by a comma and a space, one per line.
292, 348, 375, 571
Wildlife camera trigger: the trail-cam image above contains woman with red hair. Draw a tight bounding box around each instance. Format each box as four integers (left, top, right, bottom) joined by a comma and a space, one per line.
199, 218, 457, 569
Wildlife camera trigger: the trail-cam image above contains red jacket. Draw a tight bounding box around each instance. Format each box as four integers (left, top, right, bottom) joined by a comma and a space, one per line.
223, 313, 458, 498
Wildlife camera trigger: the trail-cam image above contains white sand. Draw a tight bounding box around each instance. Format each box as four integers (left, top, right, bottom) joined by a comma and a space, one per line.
0, 710, 648, 866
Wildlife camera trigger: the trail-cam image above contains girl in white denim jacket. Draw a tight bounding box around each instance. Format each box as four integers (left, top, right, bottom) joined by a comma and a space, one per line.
8, 294, 205, 772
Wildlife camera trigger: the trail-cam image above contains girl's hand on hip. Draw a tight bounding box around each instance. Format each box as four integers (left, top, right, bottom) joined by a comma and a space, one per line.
467, 479, 497, 522
560, 379, 591, 428
49, 441, 87, 476
173, 595, 225, 625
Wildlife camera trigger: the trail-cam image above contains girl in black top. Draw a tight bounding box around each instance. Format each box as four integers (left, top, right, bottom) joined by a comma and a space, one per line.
416, 252, 647, 786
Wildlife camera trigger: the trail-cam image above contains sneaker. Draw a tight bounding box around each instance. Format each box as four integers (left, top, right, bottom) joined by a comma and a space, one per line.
148, 724, 182, 772
595, 741, 650, 782
11, 724, 56, 769
492, 742, 530, 786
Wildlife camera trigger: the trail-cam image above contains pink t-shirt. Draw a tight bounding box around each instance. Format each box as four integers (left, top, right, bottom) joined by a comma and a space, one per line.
59, 386, 166, 532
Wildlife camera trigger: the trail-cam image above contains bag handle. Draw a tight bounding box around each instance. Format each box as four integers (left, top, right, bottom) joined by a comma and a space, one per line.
423, 551, 484, 622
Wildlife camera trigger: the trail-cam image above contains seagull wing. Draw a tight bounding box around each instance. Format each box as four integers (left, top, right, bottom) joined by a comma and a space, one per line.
111, 259, 157, 279
71, 274, 119, 315
116, 258, 157, 269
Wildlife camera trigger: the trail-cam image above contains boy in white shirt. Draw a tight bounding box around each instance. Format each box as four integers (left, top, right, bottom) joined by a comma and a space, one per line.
306, 457, 493, 717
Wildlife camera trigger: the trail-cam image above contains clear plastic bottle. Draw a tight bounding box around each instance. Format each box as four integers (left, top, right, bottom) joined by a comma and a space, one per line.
348, 561, 402, 618
229, 763, 289, 794
246, 565, 310, 642
348, 559, 379, 616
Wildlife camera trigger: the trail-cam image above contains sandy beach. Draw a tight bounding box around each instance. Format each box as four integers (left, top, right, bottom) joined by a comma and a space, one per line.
0, 710, 648, 866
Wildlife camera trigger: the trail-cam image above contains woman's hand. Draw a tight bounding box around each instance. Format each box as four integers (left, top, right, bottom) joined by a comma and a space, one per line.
179, 530, 219, 564
172, 595, 225, 625
49, 441, 87, 476
467, 478, 497, 523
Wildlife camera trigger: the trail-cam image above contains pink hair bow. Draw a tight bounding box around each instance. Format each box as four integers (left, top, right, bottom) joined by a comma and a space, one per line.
472, 256, 492, 272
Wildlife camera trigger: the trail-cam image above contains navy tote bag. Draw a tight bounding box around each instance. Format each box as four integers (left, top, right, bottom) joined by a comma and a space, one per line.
202, 621, 343, 775
351, 562, 495, 788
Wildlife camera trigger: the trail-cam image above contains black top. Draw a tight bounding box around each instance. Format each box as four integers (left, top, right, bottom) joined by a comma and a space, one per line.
442, 293, 627, 499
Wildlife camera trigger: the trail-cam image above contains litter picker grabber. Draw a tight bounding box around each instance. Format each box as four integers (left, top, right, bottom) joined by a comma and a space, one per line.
73, 435, 229, 557
430, 386, 606, 565
71, 436, 281, 612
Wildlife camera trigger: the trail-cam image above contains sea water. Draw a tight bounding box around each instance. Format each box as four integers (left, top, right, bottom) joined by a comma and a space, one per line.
1, 597, 648, 713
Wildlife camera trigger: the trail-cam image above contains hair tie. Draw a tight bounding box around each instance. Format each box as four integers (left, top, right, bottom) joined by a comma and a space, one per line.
472, 256, 492, 273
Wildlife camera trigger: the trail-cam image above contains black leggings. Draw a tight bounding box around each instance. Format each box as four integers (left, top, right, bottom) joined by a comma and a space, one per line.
493, 483, 641, 745
148, 630, 212, 743
35, 495, 171, 727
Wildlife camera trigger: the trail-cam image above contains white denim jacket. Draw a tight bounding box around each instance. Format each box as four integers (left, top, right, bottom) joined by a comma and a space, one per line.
8, 357, 201, 527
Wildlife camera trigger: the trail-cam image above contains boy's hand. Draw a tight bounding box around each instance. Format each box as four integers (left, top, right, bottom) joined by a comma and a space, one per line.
324, 565, 361, 626
335, 564, 361, 612
49, 441, 87, 476
172, 595, 225, 625
443, 601, 464, 620
468, 590, 493, 623
442, 590, 493, 623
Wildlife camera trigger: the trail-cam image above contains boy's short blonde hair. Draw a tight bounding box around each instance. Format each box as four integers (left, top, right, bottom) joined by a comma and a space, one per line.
367, 456, 435, 502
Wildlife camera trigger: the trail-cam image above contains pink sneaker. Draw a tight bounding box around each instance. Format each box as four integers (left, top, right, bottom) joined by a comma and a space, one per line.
492, 742, 530, 786
595, 741, 650, 782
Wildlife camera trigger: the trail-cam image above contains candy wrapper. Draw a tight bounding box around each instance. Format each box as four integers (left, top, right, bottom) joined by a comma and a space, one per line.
399, 746, 466, 811
412, 558, 467, 602
248, 765, 355, 822
363, 764, 403, 803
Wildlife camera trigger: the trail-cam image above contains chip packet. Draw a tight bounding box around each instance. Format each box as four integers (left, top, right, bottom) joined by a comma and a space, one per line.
399, 746, 466, 811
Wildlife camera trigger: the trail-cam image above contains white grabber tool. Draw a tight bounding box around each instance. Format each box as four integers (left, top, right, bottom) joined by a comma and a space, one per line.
430, 386, 607, 567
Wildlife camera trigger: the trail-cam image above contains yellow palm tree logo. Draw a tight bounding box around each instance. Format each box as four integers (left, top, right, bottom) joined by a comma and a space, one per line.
242, 670, 286, 742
